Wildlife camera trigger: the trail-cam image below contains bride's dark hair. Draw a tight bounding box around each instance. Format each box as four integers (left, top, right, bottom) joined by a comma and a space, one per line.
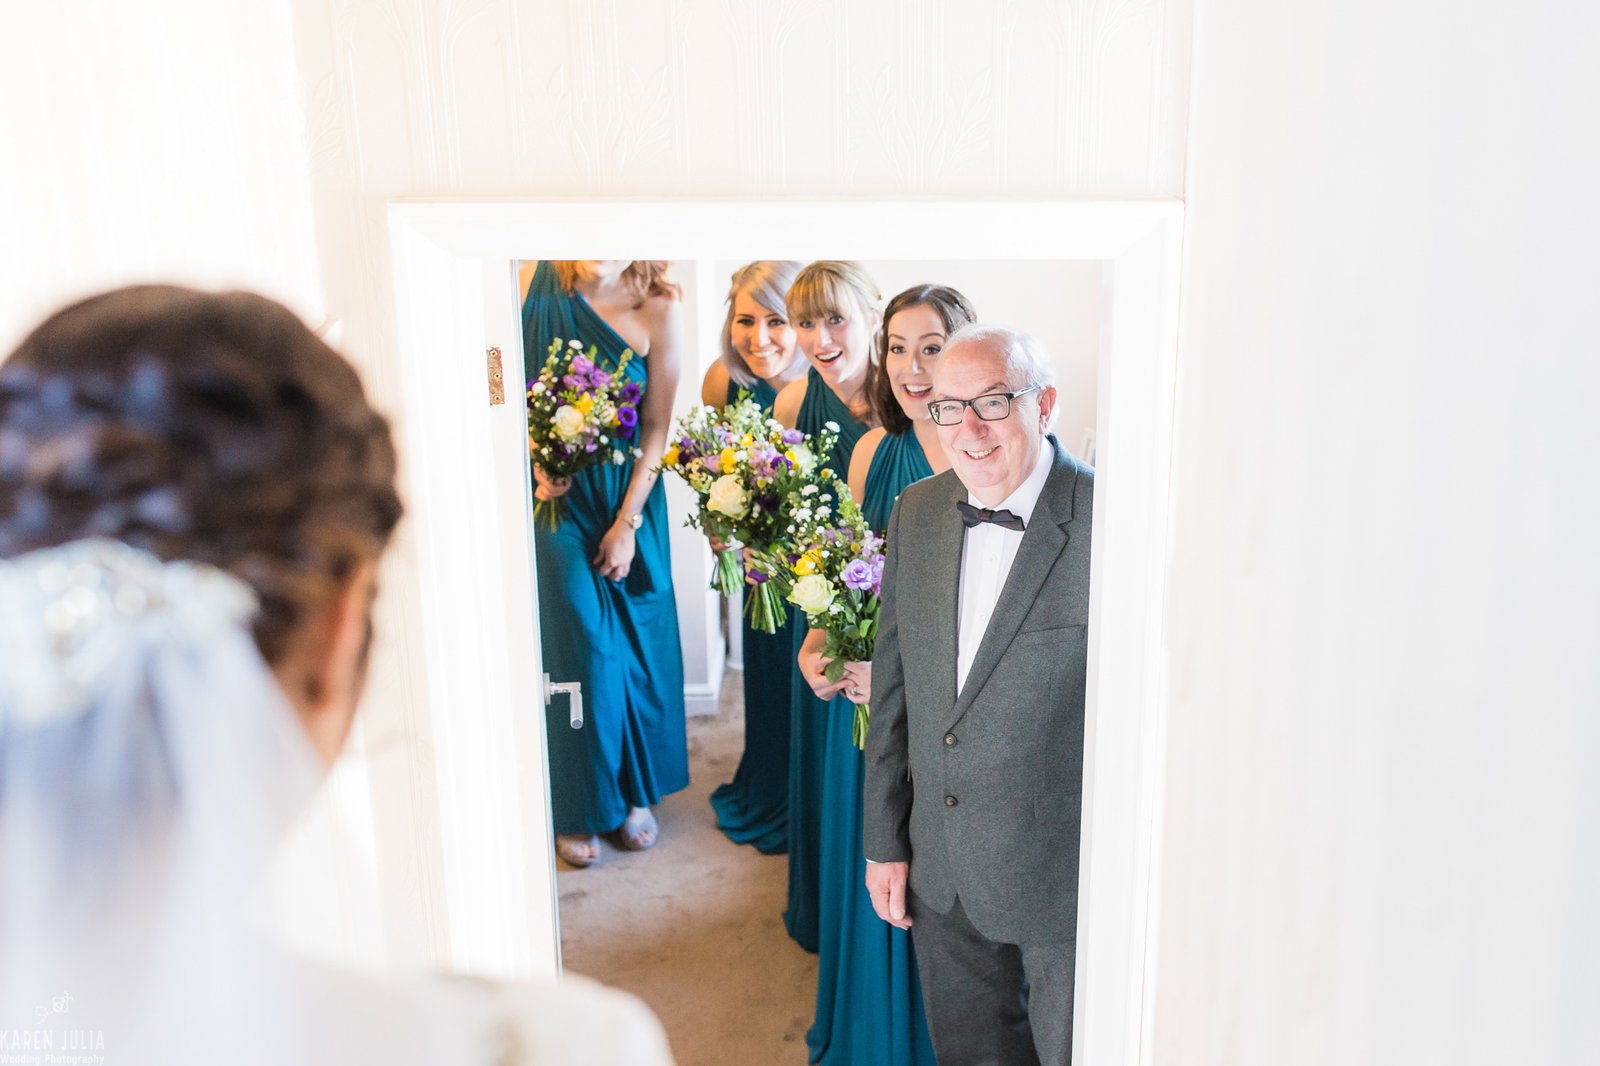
0, 285, 403, 666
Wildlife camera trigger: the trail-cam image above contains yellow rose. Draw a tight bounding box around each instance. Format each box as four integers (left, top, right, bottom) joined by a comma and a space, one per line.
788, 574, 836, 614
663, 444, 680, 467
552, 404, 586, 442
575, 394, 595, 415
719, 448, 739, 474
793, 550, 820, 576
706, 474, 751, 518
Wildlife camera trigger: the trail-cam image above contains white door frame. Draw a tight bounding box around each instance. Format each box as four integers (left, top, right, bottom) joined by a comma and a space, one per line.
387, 201, 1183, 1066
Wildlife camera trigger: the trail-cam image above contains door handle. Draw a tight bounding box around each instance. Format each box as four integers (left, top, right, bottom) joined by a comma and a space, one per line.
544, 674, 583, 729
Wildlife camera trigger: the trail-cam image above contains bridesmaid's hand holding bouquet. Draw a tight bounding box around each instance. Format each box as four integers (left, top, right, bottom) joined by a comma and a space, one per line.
784, 491, 885, 749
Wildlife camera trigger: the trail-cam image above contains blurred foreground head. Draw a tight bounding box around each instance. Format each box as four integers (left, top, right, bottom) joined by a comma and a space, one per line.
0, 284, 402, 667
0, 287, 405, 1050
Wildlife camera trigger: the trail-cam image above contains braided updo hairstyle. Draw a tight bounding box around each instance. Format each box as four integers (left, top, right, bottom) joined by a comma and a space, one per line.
0, 285, 403, 667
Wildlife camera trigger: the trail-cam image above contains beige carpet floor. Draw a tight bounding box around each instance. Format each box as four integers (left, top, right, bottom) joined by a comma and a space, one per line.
557, 668, 819, 1066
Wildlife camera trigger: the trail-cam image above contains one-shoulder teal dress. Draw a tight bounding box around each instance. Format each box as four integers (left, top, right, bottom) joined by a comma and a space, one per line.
709, 376, 792, 854
807, 427, 937, 1065
785, 369, 868, 952
523, 261, 688, 837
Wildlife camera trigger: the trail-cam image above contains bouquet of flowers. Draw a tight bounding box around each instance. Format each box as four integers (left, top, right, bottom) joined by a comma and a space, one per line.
526, 337, 644, 530
784, 489, 886, 749
658, 396, 839, 633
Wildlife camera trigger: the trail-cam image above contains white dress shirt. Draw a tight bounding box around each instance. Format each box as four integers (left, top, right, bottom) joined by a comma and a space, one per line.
955, 446, 1055, 694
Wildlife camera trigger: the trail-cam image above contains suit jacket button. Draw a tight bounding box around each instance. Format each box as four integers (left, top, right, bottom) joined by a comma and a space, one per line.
945, 795, 958, 807
944, 733, 956, 746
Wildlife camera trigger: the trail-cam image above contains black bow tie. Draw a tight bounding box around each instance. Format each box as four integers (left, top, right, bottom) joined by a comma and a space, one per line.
956, 500, 1027, 531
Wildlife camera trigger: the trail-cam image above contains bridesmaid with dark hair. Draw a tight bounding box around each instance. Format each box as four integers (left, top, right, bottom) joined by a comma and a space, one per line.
772, 261, 883, 952
521, 260, 689, 870
798, 284, 975, 1066
701, 260, 807, 854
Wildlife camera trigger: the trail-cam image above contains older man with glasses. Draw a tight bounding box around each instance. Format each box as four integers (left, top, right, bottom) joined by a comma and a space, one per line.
863, 324, 1094, 1066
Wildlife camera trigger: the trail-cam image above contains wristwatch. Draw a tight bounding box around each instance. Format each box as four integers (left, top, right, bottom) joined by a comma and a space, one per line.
624, 511, 643, 530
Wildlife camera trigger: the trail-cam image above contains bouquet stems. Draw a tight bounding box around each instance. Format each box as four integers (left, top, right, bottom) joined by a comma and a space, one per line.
744, 566, 794, 635
852, 702, 871, 750
532, 497, 570, 533
711, 547, 745, 597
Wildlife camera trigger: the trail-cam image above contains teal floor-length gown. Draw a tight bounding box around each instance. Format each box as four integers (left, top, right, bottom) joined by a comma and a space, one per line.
523, 261, 689, 837
807, 427, 937, 1064
709, 376, 793, 854
785, 369, 868, 952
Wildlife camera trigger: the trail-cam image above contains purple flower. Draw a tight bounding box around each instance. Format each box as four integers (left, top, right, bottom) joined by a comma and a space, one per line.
584, 441, 598, 452
617, 422, 636, 440
621, 383, 643, 404
842, 559, 874, 591
563, 374, 586, 390
591, 370, 612, 387
571, 355, 594, 375
782, 429, 805, 444
748, 569, 769, 584
617, 406, 638, 428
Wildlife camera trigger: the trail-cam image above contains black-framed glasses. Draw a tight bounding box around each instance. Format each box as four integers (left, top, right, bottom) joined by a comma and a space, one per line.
927, 385, 1040, 426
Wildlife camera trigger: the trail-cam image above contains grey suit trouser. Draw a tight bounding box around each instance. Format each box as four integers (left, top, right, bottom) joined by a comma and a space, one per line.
910, 892, 1075, 1066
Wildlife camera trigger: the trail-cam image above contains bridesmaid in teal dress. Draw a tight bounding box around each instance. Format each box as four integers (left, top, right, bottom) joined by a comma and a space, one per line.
773, 262, 883, 952
701, 261, 808, 854
522, 260, 689, 870
804, 285, 976, 1065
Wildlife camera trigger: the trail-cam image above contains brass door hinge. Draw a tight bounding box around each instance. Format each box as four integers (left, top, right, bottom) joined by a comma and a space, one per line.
486, 346, 506, 405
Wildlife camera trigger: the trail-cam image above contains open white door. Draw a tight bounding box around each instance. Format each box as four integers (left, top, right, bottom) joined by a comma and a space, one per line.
387, 230, 561, 978
389, 201, 1182, 1061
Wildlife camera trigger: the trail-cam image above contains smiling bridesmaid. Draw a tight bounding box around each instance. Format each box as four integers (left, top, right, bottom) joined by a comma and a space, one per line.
702, 261, 807, 854
801, 284, 975, 1066
771, 261, 883, 952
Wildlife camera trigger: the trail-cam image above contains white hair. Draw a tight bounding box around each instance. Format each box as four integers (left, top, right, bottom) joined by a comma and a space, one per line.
943, 324, 1057, 389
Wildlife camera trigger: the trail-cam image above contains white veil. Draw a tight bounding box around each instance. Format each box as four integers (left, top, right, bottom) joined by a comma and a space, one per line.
0, 540, 513, 1063
0, 540, 319, 1048
0, 538, 674, 1065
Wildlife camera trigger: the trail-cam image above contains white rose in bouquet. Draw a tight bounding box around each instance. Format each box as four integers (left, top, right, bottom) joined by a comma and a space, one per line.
552, 404, 586, 442
706, 474, 751, 518
789, 574, 836, 614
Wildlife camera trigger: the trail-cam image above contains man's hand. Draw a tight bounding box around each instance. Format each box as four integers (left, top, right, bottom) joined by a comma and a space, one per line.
865, 861, 913, 930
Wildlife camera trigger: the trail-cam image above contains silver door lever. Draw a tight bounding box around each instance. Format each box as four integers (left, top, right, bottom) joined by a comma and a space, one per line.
544, 674, 583, 729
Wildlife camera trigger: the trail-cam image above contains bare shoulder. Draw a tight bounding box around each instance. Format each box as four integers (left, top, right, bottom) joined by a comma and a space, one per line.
773, 375, 808, 429
701, 362, 731, 406
849, 427, 888, 503
640, 292, 680, 328
494, 974, 675, 1066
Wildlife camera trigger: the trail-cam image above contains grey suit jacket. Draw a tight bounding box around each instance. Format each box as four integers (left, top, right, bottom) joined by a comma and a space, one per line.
863, 438, 1092, 946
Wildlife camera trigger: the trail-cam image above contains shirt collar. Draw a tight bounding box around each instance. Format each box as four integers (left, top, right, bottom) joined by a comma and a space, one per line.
967, 442, 1054, 526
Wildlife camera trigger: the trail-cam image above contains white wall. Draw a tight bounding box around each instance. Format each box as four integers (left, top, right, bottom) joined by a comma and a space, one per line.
290, 0, 1193, 968
1154, 2, 1600, 1062
0, 1, 324, 344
